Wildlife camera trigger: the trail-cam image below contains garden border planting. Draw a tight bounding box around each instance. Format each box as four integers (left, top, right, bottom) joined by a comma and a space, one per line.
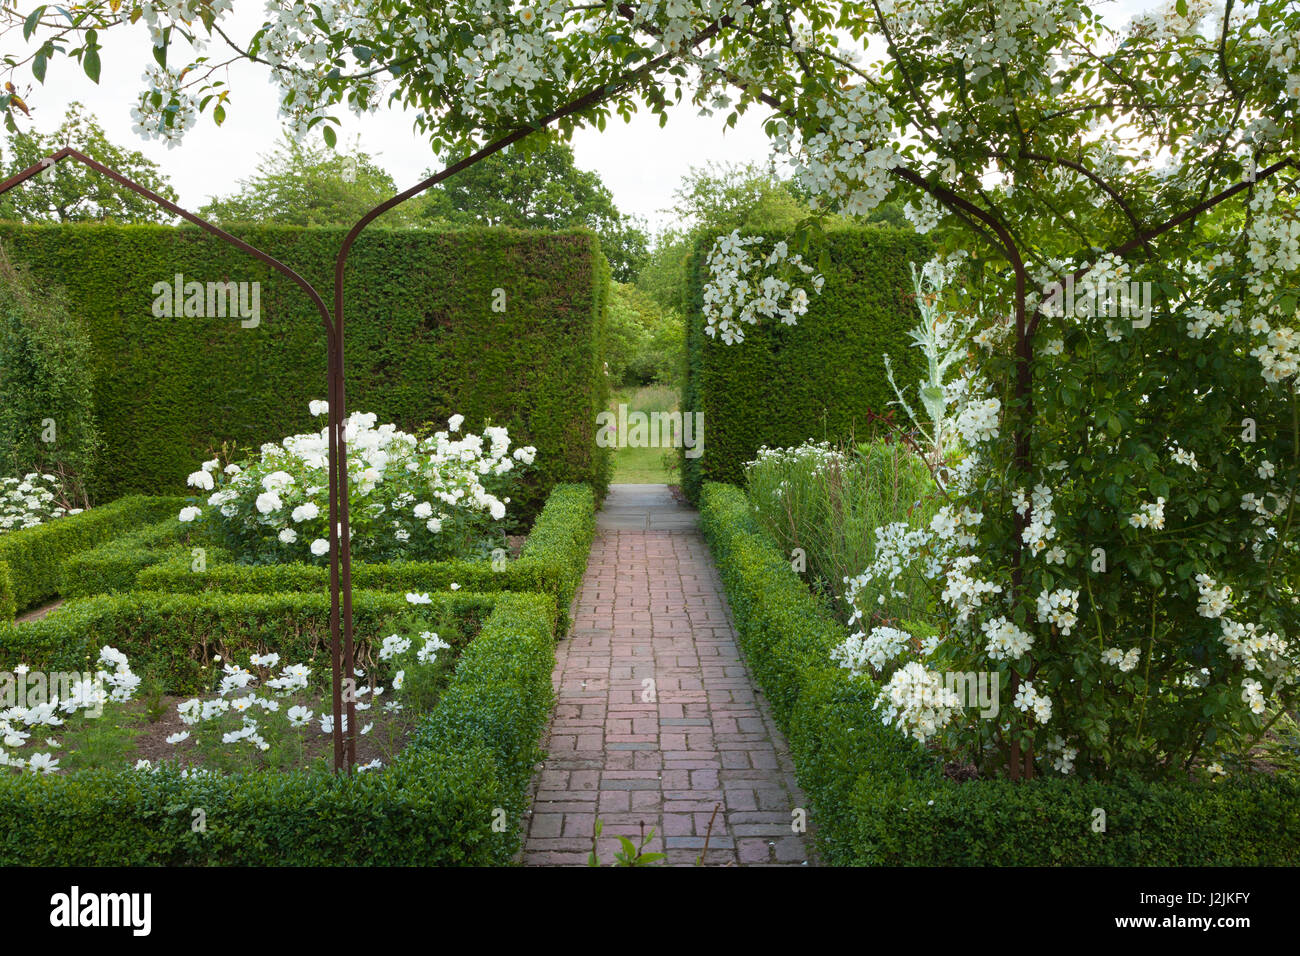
699, 481, 1300, 866
0, 495, 184, 620
65, 484, 595, 633
0, 588, 515, 695
0, 589, 556, 865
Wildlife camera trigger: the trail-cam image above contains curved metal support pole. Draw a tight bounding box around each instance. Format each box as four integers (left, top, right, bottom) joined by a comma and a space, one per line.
0, 148, 357, 771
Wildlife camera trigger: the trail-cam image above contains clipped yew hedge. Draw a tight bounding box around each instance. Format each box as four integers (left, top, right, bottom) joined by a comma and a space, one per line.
681, 226, 930, 501
0, 223, 611, 511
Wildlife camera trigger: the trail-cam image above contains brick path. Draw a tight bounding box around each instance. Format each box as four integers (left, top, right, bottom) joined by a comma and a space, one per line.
522, 484, 811, 867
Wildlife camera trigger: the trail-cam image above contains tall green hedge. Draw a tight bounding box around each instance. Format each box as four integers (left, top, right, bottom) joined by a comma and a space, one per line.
0, 223, 611, 510
681, 227, 930, 501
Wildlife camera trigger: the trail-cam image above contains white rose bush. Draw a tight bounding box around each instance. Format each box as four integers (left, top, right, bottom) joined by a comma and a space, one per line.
692, 1, 1300, 782
179, 404, 535, 564
0, 473, 83, 533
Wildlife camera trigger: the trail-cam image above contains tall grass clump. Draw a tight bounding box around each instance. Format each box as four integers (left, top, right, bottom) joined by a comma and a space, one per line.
744, 438, 937, 625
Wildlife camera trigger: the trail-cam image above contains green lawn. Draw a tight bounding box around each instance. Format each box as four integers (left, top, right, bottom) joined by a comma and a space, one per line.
607, 385, 681, 484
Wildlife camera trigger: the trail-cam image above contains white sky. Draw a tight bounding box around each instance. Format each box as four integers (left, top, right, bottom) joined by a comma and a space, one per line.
4, 0, 1155, 234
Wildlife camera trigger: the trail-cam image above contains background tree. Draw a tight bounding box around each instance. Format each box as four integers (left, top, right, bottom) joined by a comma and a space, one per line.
200, 136, 418, 227
0, 101, 177, 223
416, 134, 649, 281
0, 246, 100, 506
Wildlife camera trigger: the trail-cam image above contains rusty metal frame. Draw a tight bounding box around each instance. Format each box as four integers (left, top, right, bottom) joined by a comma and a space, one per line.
0, 128, 607, 768
0, 146, 362, 769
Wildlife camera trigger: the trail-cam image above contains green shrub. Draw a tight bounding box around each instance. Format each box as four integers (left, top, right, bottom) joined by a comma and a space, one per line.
0, 591, 557, 865
682, 227, 931, 501
0, 589, 505, 696
0, 223, 610, 511
0, 495, 182, 619
745, 438, 937, 623
699, 481, 1300, 866
88, 484, 594, 631
61, 516, 206, 599
0, 245, 101, 503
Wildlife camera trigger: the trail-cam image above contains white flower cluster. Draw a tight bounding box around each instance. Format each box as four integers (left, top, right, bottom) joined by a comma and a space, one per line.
940, 555, 1003, 623
982, 616, 1034, 661
179, 405, 534, 563
1012, 679, 1052, 724
174, 650, 392, 756
903, 194, 945, 234
1195, 573, 1231, 619
875, 661, 962, 744
1128, 497, 1166, 530
1, 647, 140, 774
1035, 587, 1079, 635
953, 397, 1001, 445
1218, 618, 1291, 680
929, 505, 982, 548
1240, 186, 1300, 383
831, 626, 914, 676
844, 521, 938, 618
772, 84, 905, 219
0, 473, 81, 532
1101, 647, 1142, 673
701, 232, 824, 344
1170, 445, 1198, 470
1014, 483, 1058, 557
745, 440, 844, 475
1241, 678, 1266, 715
1043, 735, 1077, 774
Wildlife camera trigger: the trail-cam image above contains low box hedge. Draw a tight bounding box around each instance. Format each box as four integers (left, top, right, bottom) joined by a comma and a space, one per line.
699, 481, 1300, 866
0, 590, 557, 866
67, 484, 596, 633
0, 588, 510, 696
61, 515, 203, 600
0, 495, 184, 620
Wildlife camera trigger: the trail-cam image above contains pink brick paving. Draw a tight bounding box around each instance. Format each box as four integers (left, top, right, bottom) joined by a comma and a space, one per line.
522, 484, 812, 867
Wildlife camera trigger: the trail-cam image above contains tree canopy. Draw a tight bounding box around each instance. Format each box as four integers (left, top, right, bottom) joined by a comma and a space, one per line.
0, 101, 177, 223
418, 134, 648, 281
199, 136, 417, 228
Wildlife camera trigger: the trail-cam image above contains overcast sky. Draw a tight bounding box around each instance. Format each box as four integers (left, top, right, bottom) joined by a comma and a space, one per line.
5, 0, 1154, 234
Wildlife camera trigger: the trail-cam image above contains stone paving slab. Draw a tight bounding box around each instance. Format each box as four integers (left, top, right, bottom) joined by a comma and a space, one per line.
523, 484, 812, 867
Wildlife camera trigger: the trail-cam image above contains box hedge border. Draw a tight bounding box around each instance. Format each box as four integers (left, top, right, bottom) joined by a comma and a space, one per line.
0, 590, 556, 866
65, 483, 595, 632
60, 514, 200, 601
0, 495, 184, 620
698, 481, 1300, 866
0, 588, 514, 695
